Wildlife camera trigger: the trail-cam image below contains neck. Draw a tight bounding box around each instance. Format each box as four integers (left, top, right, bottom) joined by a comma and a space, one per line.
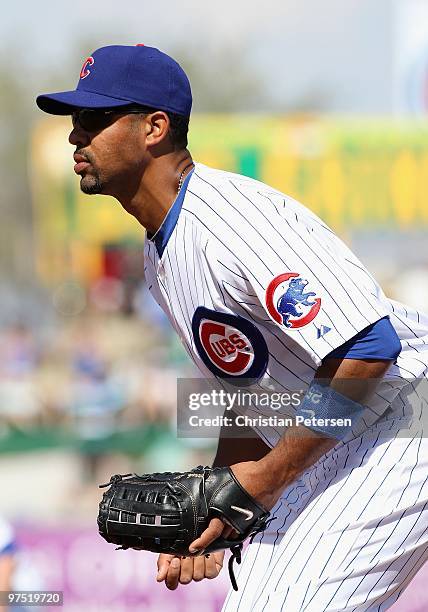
118, 150, 193, 235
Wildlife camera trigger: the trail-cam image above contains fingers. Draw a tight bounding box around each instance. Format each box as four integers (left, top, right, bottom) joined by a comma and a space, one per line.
158, 520, 232, 590
165, 557, 181, 590
204, 553, 222, 579
213, 550, 225, 574
189, 517, 225, 554
175, 556, 208, 584
160, 553, 224, 589
175, 556, 199, 585
191, 555, 207, 582
158, 521, 229, 590
156, 554, 174, 582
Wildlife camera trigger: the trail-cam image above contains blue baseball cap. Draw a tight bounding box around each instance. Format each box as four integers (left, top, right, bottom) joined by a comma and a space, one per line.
36, 44, 192, 117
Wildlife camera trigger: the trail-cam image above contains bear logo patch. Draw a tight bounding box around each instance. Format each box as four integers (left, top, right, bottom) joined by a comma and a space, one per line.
265, 273, 321, 329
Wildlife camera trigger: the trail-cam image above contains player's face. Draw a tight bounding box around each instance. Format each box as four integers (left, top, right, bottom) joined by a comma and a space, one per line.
68, 108, 148, 197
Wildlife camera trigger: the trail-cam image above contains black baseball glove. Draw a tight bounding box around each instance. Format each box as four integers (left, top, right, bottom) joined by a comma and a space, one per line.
97, 465, 270, 590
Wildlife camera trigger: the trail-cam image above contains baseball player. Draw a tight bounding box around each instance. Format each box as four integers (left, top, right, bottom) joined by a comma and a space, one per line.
37, 45, 428, 611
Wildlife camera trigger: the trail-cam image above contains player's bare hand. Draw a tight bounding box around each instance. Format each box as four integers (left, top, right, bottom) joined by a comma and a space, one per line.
156, 552, 224, 590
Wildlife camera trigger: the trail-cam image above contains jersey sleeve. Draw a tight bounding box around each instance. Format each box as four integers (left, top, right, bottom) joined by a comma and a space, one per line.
224, 193, 391, 366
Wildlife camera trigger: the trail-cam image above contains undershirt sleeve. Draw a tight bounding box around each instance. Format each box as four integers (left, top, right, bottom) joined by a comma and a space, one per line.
325, 316, 401, 361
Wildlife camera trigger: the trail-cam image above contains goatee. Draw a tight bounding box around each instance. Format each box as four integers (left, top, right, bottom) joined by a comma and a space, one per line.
80, 176, 103, 195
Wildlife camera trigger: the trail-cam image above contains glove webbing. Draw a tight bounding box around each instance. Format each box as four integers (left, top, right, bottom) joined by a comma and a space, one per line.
100, 475, 188, 552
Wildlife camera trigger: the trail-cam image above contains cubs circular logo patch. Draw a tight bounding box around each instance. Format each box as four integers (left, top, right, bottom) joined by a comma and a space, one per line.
265, 273, 321, 329
192, 307, 268, 383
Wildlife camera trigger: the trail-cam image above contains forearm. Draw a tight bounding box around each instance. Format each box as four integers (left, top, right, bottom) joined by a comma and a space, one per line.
254, 427, 336, 506
231, 358, 393, 510
212, 411, 271, 467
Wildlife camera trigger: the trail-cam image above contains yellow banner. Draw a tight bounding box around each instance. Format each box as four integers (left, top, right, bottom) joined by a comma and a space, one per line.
31, 115, 428, 282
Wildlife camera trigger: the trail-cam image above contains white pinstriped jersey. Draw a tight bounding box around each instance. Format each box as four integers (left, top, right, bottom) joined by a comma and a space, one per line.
144, 163, 428, 610
144, 162, 428, 445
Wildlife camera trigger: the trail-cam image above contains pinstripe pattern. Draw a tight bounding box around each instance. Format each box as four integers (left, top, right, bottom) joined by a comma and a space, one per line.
222, 426, 428, 612
143, 162, 428, 610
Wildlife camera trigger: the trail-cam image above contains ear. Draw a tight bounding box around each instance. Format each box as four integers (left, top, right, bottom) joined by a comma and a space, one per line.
144, 111, 170, 147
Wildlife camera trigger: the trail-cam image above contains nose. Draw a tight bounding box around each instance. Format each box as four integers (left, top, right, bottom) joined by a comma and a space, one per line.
68, 121, 90, 147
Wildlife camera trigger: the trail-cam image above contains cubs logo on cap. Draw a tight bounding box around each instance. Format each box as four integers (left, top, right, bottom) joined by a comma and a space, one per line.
192, 307, 268, 384
265, 273, 321, 329
80, 56, 94, 80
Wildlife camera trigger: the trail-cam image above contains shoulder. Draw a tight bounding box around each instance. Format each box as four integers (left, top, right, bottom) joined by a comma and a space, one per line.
185, 162, 287, 235
187, 163, 335, 248
191, 162, 283, 199
189, 163, 325, 228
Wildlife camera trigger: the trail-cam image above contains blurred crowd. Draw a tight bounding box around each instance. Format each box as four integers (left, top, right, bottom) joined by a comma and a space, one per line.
0, 309, 188, 435
0, 277, 208, 486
